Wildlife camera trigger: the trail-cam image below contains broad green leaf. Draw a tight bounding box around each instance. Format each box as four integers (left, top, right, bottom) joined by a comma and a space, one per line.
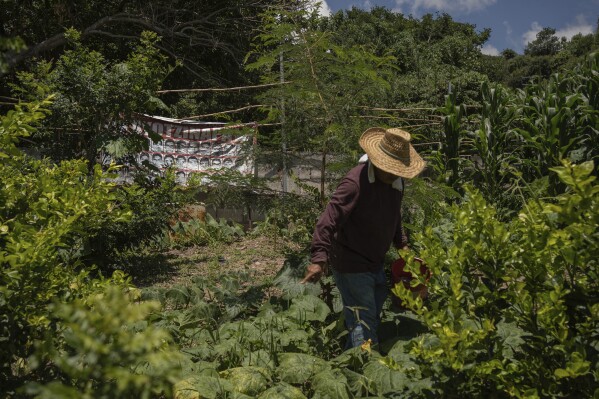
165, 287, 191, 308
184, 302, 216, 323
341, 368, 378, 397
311, 368, 353, 399
181, 343, 215, 360
173, 374, 231, 399
274, 263, 321, 299
219, 366, 271, 396
554, 368, 571, 379
258, 383, 307, 399
279, 328, 311, 350
287, 295, 330, 322
495, 320, 528, 359
242, 349, 274, 369
277, 353, 331, 384
103, 138, 129, 158
387, 340, 419, 369
363, 358, 410, 394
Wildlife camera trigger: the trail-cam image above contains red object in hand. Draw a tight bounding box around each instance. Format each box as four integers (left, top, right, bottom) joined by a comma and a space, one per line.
391, 257, 430, 309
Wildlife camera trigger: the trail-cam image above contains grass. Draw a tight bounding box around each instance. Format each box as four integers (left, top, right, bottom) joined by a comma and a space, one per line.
131, 233, 301, 300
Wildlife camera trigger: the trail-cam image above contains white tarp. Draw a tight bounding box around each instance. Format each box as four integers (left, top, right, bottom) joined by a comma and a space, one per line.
122, 115, 256, 184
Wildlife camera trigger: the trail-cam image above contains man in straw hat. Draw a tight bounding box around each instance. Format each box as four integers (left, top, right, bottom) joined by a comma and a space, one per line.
301, 127, 426, 349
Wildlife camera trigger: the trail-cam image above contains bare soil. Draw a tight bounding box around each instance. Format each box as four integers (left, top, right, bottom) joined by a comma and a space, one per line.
132, 234, 303, 292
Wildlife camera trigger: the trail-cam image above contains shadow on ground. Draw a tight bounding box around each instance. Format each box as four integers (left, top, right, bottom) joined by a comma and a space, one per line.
128, 252, 183, 287
379, 310, 429, 353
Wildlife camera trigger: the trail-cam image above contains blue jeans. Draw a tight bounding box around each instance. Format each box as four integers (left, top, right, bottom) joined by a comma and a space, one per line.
332, 268, 388, 348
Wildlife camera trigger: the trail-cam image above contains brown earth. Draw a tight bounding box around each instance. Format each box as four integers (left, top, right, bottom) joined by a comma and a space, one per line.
132, 234, 303, 294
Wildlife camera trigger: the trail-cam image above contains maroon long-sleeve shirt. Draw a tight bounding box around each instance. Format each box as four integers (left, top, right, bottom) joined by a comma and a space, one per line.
311, 163, 408, 273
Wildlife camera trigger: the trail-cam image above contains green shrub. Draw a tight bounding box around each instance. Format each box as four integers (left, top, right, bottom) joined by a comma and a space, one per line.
25, 287, 182, 399
0, 100, 129, 389
251, 192, 321, 248
167, 213, 245, 248
83, 169, 188, 273
393, 160, 599, 398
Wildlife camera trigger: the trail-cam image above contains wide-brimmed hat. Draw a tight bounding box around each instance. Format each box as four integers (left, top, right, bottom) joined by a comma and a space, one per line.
359, 127, 426, 179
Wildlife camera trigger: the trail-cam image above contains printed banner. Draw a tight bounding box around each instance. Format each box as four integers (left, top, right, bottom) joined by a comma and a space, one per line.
113, 115, 256, 184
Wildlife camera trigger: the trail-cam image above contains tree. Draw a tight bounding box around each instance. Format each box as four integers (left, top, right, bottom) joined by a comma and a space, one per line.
501, 48, 517, 59
246, 1, 395, 202
1, 0, 296, 133
12, 29, 169, 167
320, 8, 491, 105
0, 0, 274, 82
524, 27, 564, 56
0, 36, 25, 74
563, 32, 596, 57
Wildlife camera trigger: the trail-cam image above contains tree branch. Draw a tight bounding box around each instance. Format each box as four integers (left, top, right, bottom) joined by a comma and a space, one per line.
183, 104, 266, 120
156, 81, 290, 94
2, 2, 262, 75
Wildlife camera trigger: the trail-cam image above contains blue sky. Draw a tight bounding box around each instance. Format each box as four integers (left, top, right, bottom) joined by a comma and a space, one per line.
310, 0, 598, 54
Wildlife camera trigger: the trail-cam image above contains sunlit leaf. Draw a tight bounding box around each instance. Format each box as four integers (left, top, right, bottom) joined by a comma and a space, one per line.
277, 353, 330, 384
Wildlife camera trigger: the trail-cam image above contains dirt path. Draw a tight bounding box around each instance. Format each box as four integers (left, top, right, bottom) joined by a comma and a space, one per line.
132, 234, 303, 291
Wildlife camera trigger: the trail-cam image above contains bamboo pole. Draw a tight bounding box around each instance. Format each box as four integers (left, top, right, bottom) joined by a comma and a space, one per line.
182, 104, 266, 120
156, 82, 290, 94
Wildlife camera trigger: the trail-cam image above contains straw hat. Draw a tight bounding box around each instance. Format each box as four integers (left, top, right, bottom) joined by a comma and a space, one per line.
359, 127, 426, 179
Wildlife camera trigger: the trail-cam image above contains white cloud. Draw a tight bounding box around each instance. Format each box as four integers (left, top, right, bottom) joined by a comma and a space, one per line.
522, 16, 594, 47
503, 20, 512, 36
481, 43, 500, 56
502, 20, 522, 52
308, 0, 332, 17
522, 21, 542, 46
362, 0, 374, 10
393, 0, 496, 15
555, 15, 594, 40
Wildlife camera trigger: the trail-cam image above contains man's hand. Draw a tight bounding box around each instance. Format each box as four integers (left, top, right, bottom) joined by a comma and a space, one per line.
300, 262, 326, 284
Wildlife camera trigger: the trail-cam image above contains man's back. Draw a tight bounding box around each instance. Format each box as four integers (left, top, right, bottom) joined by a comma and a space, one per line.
311, 163, 406, 273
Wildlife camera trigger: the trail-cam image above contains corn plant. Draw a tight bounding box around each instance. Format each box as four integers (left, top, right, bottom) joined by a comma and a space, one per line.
433, 92, 467, 191
469, 81, 521, 215
516, 52, 599, 195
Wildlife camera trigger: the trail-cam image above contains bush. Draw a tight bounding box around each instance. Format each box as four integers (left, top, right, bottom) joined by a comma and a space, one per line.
251, 191, 321, 248
25, 287, 182, 399
393, 160, 599, 398
167, 213, 245, 248
83, 169, 189, 274
0, 99, 133, 391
